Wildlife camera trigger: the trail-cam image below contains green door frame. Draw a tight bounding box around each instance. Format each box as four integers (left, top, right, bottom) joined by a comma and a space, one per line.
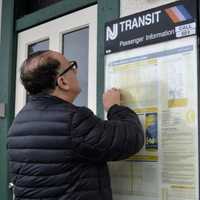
0, 0, 120, 199
0, 0, 16, 199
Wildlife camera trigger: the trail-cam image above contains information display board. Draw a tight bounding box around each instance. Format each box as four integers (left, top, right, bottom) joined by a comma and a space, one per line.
104, 1, 199, 200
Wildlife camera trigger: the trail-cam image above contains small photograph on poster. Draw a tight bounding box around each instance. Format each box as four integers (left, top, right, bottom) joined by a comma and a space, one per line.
145, 113, 158, 149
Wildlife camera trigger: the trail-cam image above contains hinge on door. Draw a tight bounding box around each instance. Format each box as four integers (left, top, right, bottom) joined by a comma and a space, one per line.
0, 103, 5, 118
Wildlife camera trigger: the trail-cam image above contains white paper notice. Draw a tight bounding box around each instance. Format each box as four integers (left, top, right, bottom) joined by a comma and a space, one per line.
105, 36, 199, 200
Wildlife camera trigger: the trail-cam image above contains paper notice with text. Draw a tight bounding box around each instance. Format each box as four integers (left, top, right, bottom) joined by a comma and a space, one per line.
105, 36, 198, 200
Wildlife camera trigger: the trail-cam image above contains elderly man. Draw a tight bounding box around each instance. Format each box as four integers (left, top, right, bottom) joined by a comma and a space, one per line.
8, 50, 144, 200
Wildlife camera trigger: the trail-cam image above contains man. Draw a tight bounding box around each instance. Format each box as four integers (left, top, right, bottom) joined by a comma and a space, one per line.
8, 50, 144, 200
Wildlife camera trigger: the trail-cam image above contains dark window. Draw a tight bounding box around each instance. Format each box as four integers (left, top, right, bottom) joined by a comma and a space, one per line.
28, 40, 49, 56
15, 0, 62, 18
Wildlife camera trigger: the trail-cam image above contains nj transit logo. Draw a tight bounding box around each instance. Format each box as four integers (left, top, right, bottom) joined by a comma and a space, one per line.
106, 24, 118, 41
165, 5, 192, 23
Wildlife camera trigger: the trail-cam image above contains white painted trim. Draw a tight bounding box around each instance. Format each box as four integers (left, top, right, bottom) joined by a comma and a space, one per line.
15, 5, 97, 115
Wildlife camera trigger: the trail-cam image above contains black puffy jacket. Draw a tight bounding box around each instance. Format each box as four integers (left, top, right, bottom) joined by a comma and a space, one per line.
7, 94, 144, 200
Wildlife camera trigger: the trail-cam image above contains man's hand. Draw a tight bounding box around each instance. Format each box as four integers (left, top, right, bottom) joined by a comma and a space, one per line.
103, 88, 121, 111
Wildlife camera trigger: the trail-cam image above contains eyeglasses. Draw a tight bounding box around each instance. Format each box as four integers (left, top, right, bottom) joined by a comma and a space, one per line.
56, 61, 78, 86
57, 61, 78, 77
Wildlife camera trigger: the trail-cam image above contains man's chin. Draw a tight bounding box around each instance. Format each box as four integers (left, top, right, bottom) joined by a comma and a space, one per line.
78, 88, 82, 94
76, 88, 81, 97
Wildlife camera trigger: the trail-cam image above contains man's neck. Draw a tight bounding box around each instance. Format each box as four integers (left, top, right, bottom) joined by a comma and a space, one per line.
50, 91, 75, 103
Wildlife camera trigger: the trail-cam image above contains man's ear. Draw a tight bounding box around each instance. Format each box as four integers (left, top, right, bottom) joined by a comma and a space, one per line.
57, 76, 70, 91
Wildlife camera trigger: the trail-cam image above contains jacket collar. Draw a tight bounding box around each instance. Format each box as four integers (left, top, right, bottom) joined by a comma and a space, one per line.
28, 93, 71, 105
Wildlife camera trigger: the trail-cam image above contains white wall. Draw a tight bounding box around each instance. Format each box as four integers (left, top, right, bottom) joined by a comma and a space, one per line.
120, 0, 178, 17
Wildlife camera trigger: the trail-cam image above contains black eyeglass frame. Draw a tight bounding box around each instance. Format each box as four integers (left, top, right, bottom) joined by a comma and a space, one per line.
56, 60, 78, 86
57, 60, 78, 77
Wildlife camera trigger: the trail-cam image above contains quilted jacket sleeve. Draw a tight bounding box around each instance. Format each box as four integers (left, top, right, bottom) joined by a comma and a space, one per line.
71, 104, 144, 162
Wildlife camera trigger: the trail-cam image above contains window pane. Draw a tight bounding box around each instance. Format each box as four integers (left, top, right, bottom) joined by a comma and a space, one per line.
28, 39, 49, 56
63, 28, 89, 107
16, 0, 62, 19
